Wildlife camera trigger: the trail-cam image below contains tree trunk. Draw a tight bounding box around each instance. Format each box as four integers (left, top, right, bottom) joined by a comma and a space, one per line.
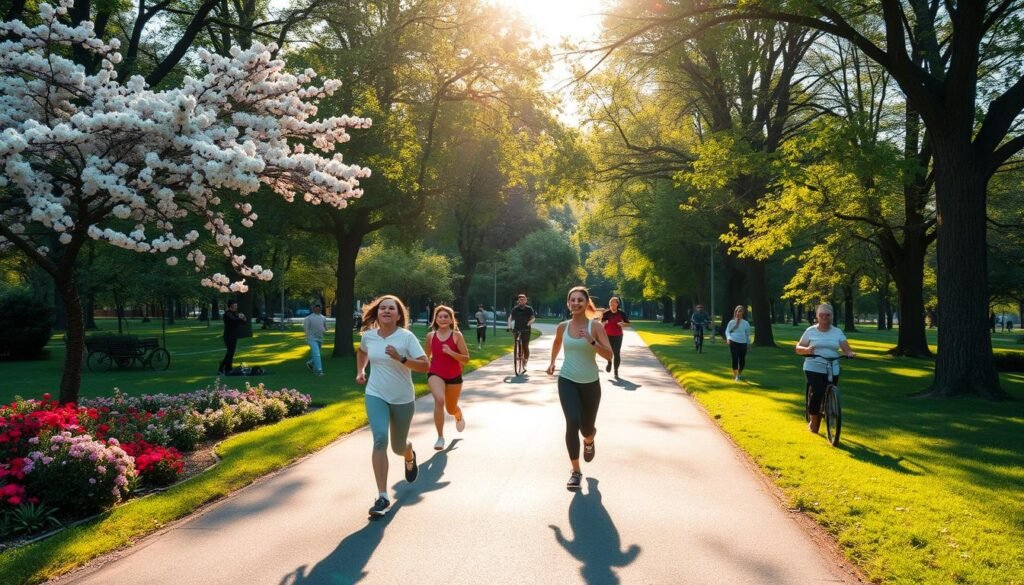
56, 274, 85, 404
928, 149, 1004, 399
674, 295, 689, 326
660, 296, 674, 324
843, 284, 857, 332
333, 235, 361, 358
721, 256, 746, 337
165, 297, 176, 325
746, 260, 775, 346
85, 293, 98, 330
791, 300, 801, 326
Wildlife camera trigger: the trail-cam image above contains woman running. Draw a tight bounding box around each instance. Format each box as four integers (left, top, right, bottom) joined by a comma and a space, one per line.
425, 305, 470, 451
356, 295, 429, 518
726, 304, 752, 381
547, 286, 614, 489
600, 296, 630, 378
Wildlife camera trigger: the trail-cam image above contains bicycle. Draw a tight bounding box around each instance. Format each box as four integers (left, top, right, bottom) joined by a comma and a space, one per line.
693, 323, 707, 353
804, 355, 848, 446
512, 329, 529, 376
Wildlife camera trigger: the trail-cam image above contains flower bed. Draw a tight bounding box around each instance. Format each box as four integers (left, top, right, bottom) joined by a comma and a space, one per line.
0, 383, 310, 542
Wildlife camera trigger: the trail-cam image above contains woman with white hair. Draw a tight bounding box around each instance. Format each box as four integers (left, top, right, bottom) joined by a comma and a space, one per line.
725, 305, 752, 381
795, 303, 856, 434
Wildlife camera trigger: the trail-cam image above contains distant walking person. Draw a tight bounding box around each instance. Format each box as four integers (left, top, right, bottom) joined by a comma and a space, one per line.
218, 300, 245, 374
303, 303, 329, 376
796, 303, 855, 434
508, 293, 536, 365
425, 305, 470, 451
600, 296, 630, 378
356, 295, 429, 518
547, 286, 613, 490
475, 304, 488, 349
726, 305, 752, 381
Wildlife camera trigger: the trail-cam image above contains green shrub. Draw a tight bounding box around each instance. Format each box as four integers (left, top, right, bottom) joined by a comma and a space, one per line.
0, 288, 53, 359
2, 503, 62, 537
994, 352, 1024, 372
261, 399, 287, 423
234, 401, 264, 431
203, 408, 235, 438
166, 411, 206, 451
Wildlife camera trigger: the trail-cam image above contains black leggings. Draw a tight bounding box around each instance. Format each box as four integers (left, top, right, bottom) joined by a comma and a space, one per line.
477, 326, 486, 343
729, 342, 747, 371
805, 371, 840, 416
608, 335, 623, 371
558, 377, 601, 460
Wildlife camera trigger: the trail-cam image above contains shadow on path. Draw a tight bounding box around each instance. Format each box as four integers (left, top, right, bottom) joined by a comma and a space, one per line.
279, 441, 458, 585
549, 478, 641, 585
609, 377, 642, 391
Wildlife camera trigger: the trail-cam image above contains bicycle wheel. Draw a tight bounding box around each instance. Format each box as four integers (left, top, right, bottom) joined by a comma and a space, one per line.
697, 331, 704, 353
825, 384, 842, 446
513, 335, 525, 376
87, 351, 112, 372
148, 348, 171, 371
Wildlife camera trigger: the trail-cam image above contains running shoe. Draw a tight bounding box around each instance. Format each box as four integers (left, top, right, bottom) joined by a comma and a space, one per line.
434, 437, 445, 451
583, 439, 596, 462
404, 449, 418, 483
566, 471, 583, 489
305, 360, 313, 372
456, 415, 466, 433
368, 496, 390, 517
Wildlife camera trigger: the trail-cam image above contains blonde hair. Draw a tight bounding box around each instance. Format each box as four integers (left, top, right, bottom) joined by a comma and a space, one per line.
360, 295, 410, 330
430, 305, 459, 331
729, 304, 745, 332
566, 286, 599, 319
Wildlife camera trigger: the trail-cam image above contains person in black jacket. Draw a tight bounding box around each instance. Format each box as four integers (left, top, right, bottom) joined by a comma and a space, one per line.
219, 300, 246, 374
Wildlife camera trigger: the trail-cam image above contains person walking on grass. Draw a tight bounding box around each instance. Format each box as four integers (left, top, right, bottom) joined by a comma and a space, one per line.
303, 303, 329, 376
475, 304, 488, 349
218, 300, 245, 374
356, 295, 429, 518
425, 305, 470, 451
795, 303, 855, 435
600, 296, 630, 378
725, 305, 752, 382
547, 286, 613, 490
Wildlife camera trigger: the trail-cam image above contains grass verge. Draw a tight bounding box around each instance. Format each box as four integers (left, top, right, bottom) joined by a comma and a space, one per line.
0, 327, 514, 584
632, 321, 1024, 585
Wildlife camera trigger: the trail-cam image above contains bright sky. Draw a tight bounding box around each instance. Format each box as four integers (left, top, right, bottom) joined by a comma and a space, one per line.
490, 0, 608, 121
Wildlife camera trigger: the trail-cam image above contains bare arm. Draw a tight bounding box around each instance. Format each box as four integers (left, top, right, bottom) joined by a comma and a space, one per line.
584, 320, 614, 361
356, 347, 368, 384
546, 323, 567, 375
424, 331, 434, 361
839, 340, 856, 358
446, 331, 471, 364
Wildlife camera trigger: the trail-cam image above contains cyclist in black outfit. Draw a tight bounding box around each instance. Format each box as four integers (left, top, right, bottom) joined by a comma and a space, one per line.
507, 293, 536, 363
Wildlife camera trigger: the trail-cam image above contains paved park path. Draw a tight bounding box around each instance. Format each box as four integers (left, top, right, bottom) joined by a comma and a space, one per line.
57, 325, 857, 585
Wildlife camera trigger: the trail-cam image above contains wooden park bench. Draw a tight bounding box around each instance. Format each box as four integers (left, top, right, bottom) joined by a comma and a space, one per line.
85, 335, 170, 372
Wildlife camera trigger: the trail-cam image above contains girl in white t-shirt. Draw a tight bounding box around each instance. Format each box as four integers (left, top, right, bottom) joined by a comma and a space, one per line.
725, 305, 752, 381
795, 303, 856, 435
356, 295, 429, 518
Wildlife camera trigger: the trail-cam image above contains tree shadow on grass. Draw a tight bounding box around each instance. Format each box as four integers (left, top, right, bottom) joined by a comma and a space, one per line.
839, 439, 927, 475
549, 478, 641, 585
278, 441, 457, 585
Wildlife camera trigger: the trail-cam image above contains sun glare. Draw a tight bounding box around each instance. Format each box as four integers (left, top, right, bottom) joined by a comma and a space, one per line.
491, 0, 605, 45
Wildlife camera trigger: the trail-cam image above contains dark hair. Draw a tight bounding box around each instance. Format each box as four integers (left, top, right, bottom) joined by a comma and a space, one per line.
227, 300, 238, 308
430, 305, 458, 331
360, 295, 410, 330
566, 286, 599, 319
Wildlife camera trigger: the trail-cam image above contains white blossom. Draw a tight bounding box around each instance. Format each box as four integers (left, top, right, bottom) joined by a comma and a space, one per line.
0, 0, 371, 291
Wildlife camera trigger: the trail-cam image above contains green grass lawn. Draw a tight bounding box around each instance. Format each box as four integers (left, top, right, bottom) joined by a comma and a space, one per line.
632, 321, 1024, 585
0, 318, 518, 584
0, 318, 522, 405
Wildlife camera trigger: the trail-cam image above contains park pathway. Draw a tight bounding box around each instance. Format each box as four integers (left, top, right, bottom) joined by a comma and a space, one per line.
56, 325, 856, 585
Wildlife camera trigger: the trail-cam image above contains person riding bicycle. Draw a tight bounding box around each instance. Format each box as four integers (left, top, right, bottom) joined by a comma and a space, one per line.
795, 303, 855, 435
507, 293, 536, 364
690, 304, 711, 344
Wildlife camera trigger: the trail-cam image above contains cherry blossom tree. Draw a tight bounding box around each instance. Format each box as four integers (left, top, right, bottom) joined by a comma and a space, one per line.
0, 0, 371, 404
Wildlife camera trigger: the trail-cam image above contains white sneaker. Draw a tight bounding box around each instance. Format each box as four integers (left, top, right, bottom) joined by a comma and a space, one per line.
434, 437, 445, 451
734, 375, 740, 382
456, 415, 466, 433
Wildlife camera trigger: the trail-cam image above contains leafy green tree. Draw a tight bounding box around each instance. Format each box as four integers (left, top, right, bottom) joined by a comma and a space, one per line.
355, 242, 456, 307
498, 228, 581, 307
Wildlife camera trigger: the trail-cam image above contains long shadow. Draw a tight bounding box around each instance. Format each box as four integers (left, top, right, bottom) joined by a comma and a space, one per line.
839, 439, 927, 475
549, 478, 641, 585
609, 376, 642, 391
279, 441, 457, 585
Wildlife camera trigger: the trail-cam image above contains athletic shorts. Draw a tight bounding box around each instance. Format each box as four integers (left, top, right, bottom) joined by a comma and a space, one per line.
427, 372, 463, 385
